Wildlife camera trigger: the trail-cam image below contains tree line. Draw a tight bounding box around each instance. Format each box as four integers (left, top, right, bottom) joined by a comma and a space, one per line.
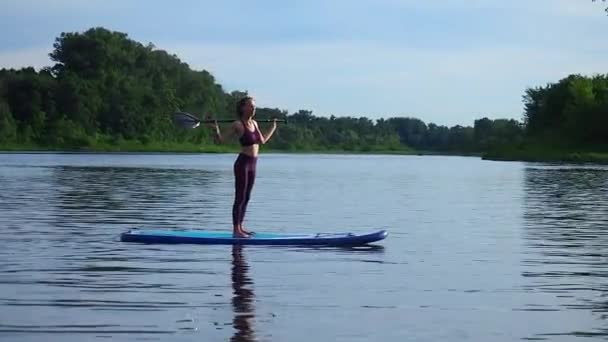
0, 27, 603, 155
523, 74, 608, 147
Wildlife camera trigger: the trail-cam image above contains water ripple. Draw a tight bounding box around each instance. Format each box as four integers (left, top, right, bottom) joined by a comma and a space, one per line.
2, 154, 608, 341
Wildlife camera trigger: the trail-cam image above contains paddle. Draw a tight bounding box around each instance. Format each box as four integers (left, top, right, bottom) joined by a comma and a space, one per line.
173, 111, 287, 129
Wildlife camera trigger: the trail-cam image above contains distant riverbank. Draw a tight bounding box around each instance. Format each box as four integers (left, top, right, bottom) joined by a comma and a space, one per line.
0, 141, 411, 155
0, 141, 480, 157
4, 142, 608, 164
482, 145, 608, 164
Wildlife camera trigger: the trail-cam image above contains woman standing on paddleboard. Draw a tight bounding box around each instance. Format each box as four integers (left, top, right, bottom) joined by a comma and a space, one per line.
210, 96, 278, 238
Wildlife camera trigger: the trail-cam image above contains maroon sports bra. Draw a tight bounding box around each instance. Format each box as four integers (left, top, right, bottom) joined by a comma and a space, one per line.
239, 121, 262, 146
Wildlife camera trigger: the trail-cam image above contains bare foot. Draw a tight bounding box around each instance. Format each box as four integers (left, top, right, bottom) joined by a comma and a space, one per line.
233, 229, 250, 238
241, 227, 255, 235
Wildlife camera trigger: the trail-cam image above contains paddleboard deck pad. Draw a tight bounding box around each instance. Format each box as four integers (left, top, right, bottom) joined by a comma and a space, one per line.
120, 229, 388, 246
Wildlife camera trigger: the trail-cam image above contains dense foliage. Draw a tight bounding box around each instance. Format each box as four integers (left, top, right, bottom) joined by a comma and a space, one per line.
523, 74, 608, 146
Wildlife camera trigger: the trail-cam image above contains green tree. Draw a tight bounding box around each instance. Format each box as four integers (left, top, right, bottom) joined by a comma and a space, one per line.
0, 100, 17, 143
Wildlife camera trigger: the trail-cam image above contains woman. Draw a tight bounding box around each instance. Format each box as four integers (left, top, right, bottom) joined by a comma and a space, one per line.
210, 96, 277, 238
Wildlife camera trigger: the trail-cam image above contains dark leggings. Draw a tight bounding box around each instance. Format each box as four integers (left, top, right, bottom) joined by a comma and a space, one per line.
232, 153, 257, 227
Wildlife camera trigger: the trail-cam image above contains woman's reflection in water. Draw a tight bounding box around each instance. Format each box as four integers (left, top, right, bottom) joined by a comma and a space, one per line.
229, 244, 385, 341
231, 245, 256, 342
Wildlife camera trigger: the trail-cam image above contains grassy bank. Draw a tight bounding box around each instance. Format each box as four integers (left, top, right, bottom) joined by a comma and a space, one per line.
0, 138, 497, 157
0, 141, 419, 155
10, 140, 607, 163
0, 142, 237, 153
482, 144, 608, 164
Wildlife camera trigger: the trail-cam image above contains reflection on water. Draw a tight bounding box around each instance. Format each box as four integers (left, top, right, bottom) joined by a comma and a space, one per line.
0, 156, 391, 341
522, 165, 608, 339
231, 246, 256, 342
50, 166, 228, 228
4, 153, 608, 341
228, 244, 385, 342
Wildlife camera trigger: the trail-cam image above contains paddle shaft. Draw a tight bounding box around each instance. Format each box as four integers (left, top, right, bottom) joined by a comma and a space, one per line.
200, 119, 287, 123
173, 111, 287, 129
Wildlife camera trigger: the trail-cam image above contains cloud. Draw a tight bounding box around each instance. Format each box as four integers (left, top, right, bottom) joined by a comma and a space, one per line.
160, 39, 608, 125
2, 0, 130, 14
382, 0, 602, 17
0, 46, 53, 70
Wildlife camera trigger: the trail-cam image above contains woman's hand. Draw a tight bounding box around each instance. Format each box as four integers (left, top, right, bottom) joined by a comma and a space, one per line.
204, 113, 221, 143
212, 121, 220, 135
259, 118, 278, 144
204, 114, 219, 132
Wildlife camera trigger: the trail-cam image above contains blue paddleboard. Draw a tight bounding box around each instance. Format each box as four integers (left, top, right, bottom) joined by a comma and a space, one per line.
120, 229, 388, 246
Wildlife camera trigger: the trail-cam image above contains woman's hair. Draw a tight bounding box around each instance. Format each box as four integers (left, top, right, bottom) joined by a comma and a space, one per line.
236, 96, 254, 118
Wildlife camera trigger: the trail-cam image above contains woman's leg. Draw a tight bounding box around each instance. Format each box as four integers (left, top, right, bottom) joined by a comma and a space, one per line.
232, 155, 249, 237
240, 160, 257, 232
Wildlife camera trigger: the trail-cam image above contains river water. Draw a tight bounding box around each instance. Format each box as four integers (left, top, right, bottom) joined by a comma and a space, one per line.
0, 152, 607, 341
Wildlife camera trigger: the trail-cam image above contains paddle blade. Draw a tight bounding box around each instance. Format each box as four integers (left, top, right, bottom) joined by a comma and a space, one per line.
173, 111, 201, 129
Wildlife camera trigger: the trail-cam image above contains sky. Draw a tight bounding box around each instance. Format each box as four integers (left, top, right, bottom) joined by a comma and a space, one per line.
0, 0, 607, 127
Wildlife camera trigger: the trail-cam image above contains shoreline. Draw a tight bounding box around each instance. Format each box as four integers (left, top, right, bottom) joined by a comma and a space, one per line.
0, 145, 480, 158
482, 148, 608, 165
2, 145, 608, 164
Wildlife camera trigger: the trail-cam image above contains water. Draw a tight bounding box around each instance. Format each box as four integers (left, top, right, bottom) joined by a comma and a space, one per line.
0, 152, 607, 341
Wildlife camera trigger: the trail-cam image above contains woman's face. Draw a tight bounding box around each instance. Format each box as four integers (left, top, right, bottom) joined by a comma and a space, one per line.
242, 98, 256, 117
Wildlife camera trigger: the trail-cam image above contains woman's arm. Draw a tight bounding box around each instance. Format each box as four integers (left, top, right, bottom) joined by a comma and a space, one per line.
211, 120, 241, 144
256, 119, 277, 144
